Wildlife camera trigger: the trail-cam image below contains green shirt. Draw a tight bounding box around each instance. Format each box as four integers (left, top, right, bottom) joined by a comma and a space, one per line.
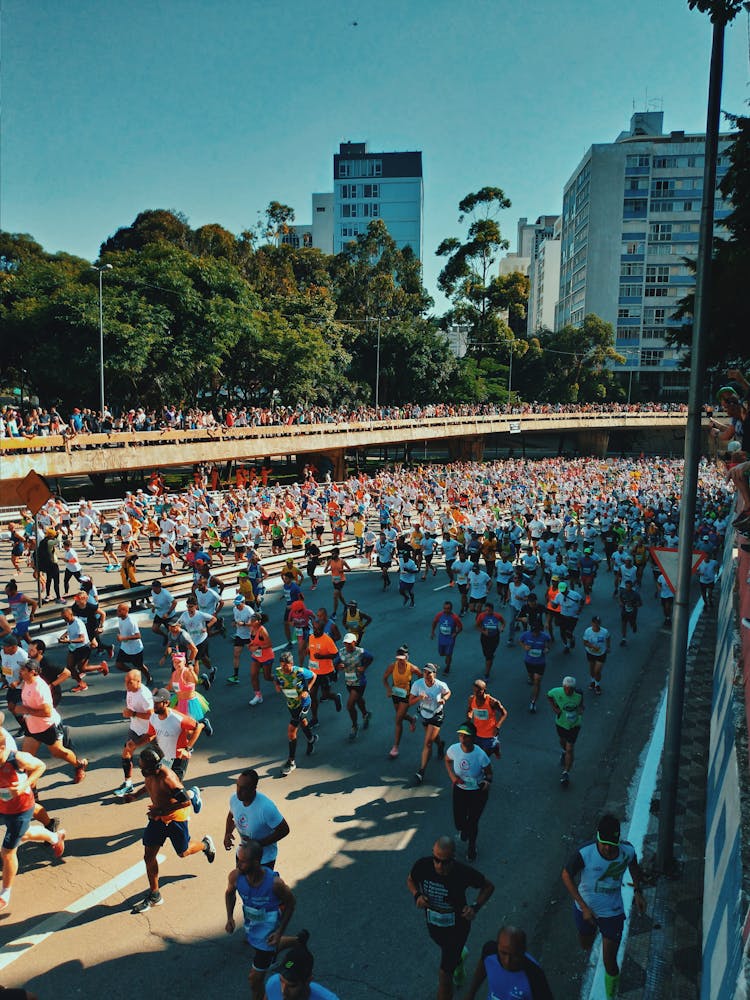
548, 686, 583, 730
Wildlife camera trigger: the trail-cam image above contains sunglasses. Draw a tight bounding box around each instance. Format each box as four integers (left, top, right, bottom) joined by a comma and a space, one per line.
597, 832, 620, 848
432, 855, 454, 866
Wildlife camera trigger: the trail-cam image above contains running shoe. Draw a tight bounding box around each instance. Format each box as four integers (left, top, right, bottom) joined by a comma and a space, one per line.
132, 891, 163, 914
334, 693, 343, 712
73, 759, 88, 783
202, 835, 216, 863
106, 644, 115, 658
363, 711, 372, 730
414, 769, 424, 784
200, 673, 211, 690
114, 780, 134, 798
528, 701, 537, 714
281, 759, 297, 776
452, 947, 469, 987
45, 817, 61, 833
561, 770, 570, 786
248, 693, 263, 707
620, 638, 627, 646
226, 675, 239, 685
98, 661, 109, 676
594, 684, 602, 695
189, 786, 202, 813
348, 725, 358, 742
71, 683, 88, 693
52, 830, 66, 859
306, 733, 319, 756
203, 718, 214, 737
589, 680, 596, 690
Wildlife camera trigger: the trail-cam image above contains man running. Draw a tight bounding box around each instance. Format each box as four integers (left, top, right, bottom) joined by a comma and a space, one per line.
306, 618, 342, 724
466, 680, 507, 760
562, 813, 646, 1000
431, 602, 463, 675
547, 676, 584, 787
274, 651, 318, 775
464, 925, 553, 1000
474, 602, 505, 678
409, 663, 451, 785
224, 769, 290, 865
224, 839, 296, 1000
618, 580, 642, 646
407, 835, 495, 998
114, 602, 152, 685
15, 660, 87, 783
519, 620, 552, 713
131, 746, 215, 913
383, 645, 422, 759
114, 670, 155, 798
444, 722, 492, 862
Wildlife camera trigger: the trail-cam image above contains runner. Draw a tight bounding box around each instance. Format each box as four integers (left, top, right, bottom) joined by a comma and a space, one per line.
546, 676, 584, 787
224, 769, 290, 866
264, 930, 340, 1000
150, 579, 177, 644
229, 594, 254, 686
430, 601, 463, 675
463, 925, 553, 1000
14, 660, 87, 783
130, 746, 215, 913
306, 619, 342, 725
561, 814, 647, 1000
341, 599, 372, 643
248, 613, 275, 707
383, 645, 422, 759
0, 731, 66, 911
113, 669, 155, 798
582, 616, 611, 695
474, 602, 505, 678
466, 680, 507, 760
114, 602, 152, 685
375, 532, 395, 590
177, 595, 217, 682
224, 840, 296, 1000
407, 835, 495, 997
323, 547, 351, 619
444, 722, 492, 862
336, 633, 374, 741
274, 651, 318, 775
552, 581, 584, 655
618, 580, 642, 646
409, 663, 451, 785
519, 621, 552, 713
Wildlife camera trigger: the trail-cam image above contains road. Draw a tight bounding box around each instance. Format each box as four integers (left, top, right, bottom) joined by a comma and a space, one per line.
0, 543, 687, 998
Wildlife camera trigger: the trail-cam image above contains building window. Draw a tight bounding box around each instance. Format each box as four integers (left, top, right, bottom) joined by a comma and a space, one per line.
646, 265, 669, 284
644, 307, 666, 324
316, 206, 326, 213
642, 328, 665, 341
339, 163, 350, 177
652, 179, 675, 194
621, 263, 644, 276
649, 223, 672, 242
618, 306, 642, 319
653, 156, 678, 169
641, 349, 665, 366
619, 284, 642, 298
363, 183, 380, 198
626, 178, 648, 191
644, 286, 669, 297
683, 201, 693, 212
626, 155, 650, 167
623, 241, 645, 255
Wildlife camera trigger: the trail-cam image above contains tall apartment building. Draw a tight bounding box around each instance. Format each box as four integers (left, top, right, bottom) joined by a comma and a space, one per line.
555, 111, 732, 393
333, 142, 423, 259
523, 214, 561, 334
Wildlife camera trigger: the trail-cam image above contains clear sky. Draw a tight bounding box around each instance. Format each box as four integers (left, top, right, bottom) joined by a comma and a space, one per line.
1, 0, 748, 312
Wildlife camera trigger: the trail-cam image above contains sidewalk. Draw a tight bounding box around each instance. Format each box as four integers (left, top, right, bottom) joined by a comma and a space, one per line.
620, 610, 717, 999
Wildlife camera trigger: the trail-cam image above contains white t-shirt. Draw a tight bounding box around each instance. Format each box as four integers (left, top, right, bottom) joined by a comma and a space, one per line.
657, 574, 674, 599
178, 610, 212, 646
118, 615, 144, 654
582, 626, 610, 657
410, 677, 450, 719
445, 743, 490, 790
229, 791, 285, 865
148, 710, 192, 762
126, 685, 154, 736
151, 588, 175, 618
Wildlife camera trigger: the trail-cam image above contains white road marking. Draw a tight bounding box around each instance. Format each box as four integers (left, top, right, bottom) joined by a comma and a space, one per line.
0, 854, 166, 974
432, 584, 452, 592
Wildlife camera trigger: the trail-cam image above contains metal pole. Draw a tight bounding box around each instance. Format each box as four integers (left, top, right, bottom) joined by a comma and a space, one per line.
656, 16, 725, 872
508, 343, 513, 401
98, 268, 105, 416
375, 316, 381, 410
34, 511, 42, 611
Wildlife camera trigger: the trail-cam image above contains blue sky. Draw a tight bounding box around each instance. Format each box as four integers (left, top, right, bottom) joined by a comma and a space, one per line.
2, 0, 748, 311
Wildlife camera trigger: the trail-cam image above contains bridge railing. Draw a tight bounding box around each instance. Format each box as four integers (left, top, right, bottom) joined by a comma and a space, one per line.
0, 409, 693, 456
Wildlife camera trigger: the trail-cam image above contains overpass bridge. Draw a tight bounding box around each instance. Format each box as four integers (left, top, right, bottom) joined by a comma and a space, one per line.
0, 410, 701, 505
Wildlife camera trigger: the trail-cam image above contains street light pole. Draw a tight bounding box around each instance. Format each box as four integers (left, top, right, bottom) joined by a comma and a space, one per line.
656, 4, 733, 872
508, 342, 513, 401
375, 315, 382, 410
93, 263, 113, 416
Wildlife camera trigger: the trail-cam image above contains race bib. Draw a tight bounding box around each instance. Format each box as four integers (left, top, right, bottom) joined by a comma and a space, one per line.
564, 709, 579, 723
528, 648, 541, 658
308, 660, 318, 670
392, 686, 407, 698
242, 904, 269, 924
427, 909, 456, 928
472, 708, 489, 721
282, 688, 298, 701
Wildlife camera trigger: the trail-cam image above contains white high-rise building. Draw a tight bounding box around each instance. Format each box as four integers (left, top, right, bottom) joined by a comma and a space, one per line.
524, 215, 561, 335
555, 111, 733, 394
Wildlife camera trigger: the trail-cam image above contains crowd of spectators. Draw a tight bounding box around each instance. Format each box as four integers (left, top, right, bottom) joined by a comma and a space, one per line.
0, 399, 692, 441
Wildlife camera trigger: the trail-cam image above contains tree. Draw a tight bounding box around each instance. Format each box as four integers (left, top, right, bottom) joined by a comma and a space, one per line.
99, 210, 192, 255
260, 202, 296, 247
436, 187, 512, 357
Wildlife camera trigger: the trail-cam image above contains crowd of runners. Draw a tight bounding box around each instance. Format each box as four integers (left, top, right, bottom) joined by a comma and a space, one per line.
0, 448, 743, 999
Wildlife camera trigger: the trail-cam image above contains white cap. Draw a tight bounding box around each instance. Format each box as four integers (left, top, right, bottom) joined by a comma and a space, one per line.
343, 632, 358, 644
563, 676, 577, 688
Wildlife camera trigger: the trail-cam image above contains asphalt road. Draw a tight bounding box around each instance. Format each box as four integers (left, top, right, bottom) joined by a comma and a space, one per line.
0, 543, 686, 999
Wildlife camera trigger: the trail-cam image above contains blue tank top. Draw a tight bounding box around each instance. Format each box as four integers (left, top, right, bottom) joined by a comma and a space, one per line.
237, 867, 280, 949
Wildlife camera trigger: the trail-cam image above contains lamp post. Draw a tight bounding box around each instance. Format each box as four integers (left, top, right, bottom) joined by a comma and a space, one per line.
375, 315, 382, 411
93, 264, 113, 416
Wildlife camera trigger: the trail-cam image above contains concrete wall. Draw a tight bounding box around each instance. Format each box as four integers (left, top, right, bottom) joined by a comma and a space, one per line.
702, 530, 750, 999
